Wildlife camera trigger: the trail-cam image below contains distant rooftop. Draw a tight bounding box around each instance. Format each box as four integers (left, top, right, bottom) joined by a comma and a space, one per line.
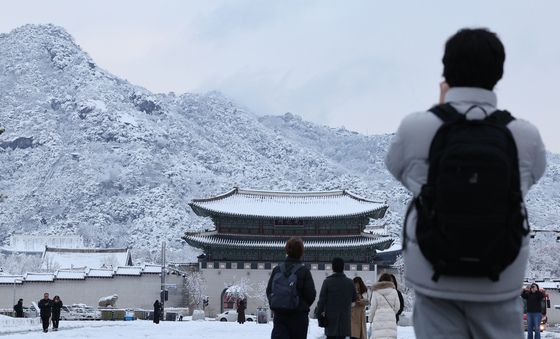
189, 188, 387, 219
2, 235, 84, 254
41, 247, 132, 270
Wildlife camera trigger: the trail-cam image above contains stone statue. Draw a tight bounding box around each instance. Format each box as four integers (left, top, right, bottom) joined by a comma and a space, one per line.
98, 294, 119, 308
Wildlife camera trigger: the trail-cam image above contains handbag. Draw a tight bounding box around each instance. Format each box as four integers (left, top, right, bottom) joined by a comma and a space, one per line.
318, 313, 328, 328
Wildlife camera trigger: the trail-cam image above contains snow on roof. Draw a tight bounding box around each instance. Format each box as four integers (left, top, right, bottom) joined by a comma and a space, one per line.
55, 270, 86, 280
142, 264, 162, 274
86, 268, 115, 278
376, 241, 402, 253
0, 264, 165, 284
41, 247, 132, 270
115, 266, 142, 276
2, 235, 84, 254
184, 233, 393, 250
24, 273, 55, 282
0, 275, 24, 284
190, 188, 387, 219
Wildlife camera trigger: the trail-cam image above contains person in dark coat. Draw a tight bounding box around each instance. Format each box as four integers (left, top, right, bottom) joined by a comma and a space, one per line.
389, 274, 405, 323
237, 299, 247, 324
314, 257, 357, 339
51, 296, 63, 331
153, 300, 162, 324
267, 237, 317, 339
522, 283, 545, 339
13, 298, 24, 318
38, 292, 52, 333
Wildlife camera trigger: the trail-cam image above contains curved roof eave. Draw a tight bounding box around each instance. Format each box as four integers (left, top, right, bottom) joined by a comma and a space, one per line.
189, 204, 388, 220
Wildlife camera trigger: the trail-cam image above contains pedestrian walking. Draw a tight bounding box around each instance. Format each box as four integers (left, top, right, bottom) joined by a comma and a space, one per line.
13, 298, 24, 318
267, 237, 316, 339
351, 277, 368, 339
237, 299, 246, 324
522, 283, 545, 339
314, 257, 357, 339
389, 274, 404, 323
385, 27, 546, 338
153, 300, 162, 324
38, 292, 52, 333
51, 295, 63, 331
369, 273, 401, 339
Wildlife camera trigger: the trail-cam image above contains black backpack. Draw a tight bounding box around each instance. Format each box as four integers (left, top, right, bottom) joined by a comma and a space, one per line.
269, 263, 303, 310
412, 103, 529, 282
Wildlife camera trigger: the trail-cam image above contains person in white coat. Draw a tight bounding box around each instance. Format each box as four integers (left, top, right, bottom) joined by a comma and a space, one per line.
369, 273, 400, 339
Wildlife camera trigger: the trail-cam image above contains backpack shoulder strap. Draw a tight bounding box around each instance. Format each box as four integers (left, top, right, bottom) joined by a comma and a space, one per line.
428, 103, 463, 123
293, 263, 304, 273
485, 109, 515, 126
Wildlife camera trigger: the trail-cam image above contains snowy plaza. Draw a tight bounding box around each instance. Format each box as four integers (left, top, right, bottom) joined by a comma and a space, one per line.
2, 317, 560, 339
0, 317, 418, 339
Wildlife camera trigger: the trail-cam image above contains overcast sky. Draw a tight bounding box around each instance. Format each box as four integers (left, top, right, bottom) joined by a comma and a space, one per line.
2, 0, 560, 152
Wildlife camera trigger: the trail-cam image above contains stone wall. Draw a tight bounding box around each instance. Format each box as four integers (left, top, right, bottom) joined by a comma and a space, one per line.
0, 273, 184, 310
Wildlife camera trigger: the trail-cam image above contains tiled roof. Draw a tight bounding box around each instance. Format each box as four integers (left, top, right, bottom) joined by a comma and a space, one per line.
25, 273, 55, 282
0, 265, 162, 284
184, 233, 393, 250
142, 264, 162, 274
0, 275, 24, 284
55, 270, 86, 280
189, 188, 387, 219
114, 266, 142, 276
87, 268, 114, 278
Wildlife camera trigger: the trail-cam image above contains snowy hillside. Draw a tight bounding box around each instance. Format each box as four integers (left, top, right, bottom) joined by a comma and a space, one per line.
0, 25, 558, 275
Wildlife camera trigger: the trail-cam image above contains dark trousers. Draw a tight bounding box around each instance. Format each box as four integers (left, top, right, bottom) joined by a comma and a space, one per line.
41, 316, 50, 331
271, 312, 309, 339
52, 317, 60, 329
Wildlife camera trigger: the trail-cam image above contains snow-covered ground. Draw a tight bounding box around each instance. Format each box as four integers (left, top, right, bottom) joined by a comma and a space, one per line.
1, 318, 560, 339
0, 318, 415, 338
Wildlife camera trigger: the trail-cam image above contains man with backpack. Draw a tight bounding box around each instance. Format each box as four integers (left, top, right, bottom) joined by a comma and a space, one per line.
385, 28, 546, 338
267, 237, 316, 339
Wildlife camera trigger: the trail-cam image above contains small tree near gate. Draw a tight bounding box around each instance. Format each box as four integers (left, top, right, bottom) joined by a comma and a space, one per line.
184, 271, 206, 313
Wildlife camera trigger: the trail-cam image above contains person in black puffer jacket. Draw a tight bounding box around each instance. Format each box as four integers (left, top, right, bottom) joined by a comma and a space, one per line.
267, 237, 316, 339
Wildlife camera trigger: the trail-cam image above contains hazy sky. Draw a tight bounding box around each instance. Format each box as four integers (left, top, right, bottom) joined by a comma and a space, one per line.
2, 0, 560, 152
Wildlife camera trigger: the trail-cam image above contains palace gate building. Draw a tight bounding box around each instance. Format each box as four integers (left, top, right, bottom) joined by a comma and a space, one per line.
183, 188, 396, 316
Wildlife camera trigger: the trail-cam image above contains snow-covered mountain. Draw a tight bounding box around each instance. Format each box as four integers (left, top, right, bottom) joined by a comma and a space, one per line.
0, 25, 558, 275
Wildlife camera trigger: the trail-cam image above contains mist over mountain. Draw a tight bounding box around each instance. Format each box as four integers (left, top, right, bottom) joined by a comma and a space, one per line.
0, 25, 557, 276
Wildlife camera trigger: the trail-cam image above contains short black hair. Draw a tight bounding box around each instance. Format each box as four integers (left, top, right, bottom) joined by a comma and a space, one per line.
332, 257, 344, 273
443, 28, 505, 90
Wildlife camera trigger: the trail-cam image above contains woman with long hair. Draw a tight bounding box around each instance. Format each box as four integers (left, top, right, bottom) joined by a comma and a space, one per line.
351, 276, 369, 339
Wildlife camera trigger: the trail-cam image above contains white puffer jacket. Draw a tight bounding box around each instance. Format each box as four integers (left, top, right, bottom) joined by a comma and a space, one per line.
370, 281, 400, 339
